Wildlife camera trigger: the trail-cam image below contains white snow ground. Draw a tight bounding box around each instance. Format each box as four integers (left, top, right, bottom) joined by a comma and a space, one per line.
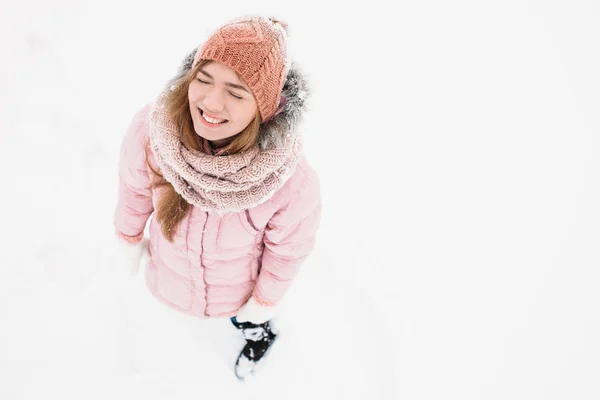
1, 1, 599, 400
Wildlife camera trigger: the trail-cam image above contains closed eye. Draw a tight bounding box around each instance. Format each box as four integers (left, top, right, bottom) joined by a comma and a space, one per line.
197, 78, 242, 100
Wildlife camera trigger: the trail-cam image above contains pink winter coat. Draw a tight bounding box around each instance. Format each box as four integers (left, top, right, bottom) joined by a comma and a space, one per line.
113, 105, 321, 318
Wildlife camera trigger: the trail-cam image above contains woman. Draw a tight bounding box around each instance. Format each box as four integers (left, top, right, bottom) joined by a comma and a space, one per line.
113, 16, 321, 379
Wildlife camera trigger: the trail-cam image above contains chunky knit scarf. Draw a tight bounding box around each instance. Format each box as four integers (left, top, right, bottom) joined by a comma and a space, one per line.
148, 103, 300, 213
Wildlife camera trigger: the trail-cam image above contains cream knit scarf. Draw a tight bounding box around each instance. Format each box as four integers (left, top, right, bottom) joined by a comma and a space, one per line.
148, 93, 302, 213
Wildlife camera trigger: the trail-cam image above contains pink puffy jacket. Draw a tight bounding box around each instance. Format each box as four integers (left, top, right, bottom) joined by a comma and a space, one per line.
113, 105, 321, 318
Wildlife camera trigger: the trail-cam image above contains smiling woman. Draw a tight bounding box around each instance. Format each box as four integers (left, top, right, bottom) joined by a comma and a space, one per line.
113, 16, 321, 380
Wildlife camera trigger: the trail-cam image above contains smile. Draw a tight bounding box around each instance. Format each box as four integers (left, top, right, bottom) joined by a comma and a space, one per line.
199, 108, 228, 126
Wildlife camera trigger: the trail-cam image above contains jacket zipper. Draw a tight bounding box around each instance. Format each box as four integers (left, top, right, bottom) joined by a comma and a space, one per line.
200, 212, 209, 317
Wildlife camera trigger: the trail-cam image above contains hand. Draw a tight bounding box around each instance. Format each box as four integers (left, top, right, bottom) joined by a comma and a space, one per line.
116, 237, 150, 277
236, 296, 278, 324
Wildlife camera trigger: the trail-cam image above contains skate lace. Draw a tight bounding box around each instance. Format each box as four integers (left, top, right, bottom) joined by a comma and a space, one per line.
242, 326, 268, 341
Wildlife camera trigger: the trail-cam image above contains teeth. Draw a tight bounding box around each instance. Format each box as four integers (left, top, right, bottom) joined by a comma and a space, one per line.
201, 110, 226, 124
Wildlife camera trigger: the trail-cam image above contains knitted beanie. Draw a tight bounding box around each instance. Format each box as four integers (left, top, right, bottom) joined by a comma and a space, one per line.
192, 16, 289, 122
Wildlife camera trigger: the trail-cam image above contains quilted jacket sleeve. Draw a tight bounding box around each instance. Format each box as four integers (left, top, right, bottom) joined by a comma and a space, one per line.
252, 162, 322, 306
113, 105, 154, 244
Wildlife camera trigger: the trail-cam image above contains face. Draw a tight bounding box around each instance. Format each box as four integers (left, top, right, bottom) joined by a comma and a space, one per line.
188, 61, 258, 142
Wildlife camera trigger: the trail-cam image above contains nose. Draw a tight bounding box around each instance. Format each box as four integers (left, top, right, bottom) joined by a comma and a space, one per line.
202, 88, 225, 113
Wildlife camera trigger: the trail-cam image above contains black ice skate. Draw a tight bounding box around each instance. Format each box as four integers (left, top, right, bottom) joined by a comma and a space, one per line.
231, 318, 278, 380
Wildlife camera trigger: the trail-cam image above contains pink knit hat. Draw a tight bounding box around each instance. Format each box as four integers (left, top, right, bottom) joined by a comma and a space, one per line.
192, 16, 289, 122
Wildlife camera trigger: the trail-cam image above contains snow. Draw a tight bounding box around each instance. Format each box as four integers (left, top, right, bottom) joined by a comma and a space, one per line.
1, 1, 599, 399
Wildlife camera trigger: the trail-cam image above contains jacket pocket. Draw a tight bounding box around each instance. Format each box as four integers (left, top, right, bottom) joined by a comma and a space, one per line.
244, 209, 259, 232
217, 211, 260, 249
